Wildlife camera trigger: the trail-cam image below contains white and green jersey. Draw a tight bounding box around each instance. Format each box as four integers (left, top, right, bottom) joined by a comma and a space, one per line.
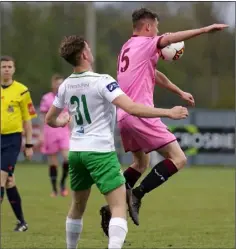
53, 71, 124, 152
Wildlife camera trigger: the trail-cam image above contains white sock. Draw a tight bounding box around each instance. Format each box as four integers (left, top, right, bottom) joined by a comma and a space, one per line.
108, 217, 128, 249
66, 217, 83, 249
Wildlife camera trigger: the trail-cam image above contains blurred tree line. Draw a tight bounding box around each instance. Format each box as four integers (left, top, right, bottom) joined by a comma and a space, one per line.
1, 2, 234, 109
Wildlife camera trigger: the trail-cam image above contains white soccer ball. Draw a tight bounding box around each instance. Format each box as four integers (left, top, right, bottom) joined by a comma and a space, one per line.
160, 41, 185, 61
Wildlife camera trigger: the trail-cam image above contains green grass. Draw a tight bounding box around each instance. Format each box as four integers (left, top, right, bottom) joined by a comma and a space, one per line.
1, 164, 235, 249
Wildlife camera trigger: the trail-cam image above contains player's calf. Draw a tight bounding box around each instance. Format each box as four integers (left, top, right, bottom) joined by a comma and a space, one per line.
124, 151, 150, 189
100, 164, 143, 235
123, 164, 142, 189
100, 187, 138, 237
60, 161, 69, 196
105, 185, 128, 249
6, 177, 27, 230
66, 189, 90, 249
131, 146, 187, 225
133, 158, 180, 200
1, 170, 9, 202
49, 164, 58, 195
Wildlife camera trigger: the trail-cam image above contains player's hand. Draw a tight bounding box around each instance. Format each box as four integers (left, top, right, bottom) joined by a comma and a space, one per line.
203, 24, 229, 33
169, 106, 189, 120
180, 91, 195, 106
57, 112, 71, 127
24, 147, 33, 160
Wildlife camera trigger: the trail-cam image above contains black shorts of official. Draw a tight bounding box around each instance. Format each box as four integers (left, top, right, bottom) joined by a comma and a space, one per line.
1, 132, 22, 176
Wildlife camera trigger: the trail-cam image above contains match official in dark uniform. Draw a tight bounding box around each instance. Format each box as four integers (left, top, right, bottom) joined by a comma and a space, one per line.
1, 56, 37, 231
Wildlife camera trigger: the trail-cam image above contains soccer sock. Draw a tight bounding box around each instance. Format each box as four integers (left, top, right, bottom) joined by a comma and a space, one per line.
123, 167, 141, 189
6, 186, 25, 223
60, 161, 69, 190
49, 165, 58, 193
133, 159, 178, 199
108, 217, 128, 249
66, 217, 83, 249
1, 187, 5, 202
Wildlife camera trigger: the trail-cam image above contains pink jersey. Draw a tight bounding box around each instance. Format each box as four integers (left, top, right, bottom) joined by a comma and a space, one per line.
117, 35, 162, 121
40, 92, 70, 136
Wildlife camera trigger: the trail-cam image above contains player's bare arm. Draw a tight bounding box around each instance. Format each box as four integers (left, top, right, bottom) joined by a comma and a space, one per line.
158, 24, 229, 48
46, 105, 70, 128
23, 120, 33, 160
155, 70, 195, 106
112, 94, 189, 119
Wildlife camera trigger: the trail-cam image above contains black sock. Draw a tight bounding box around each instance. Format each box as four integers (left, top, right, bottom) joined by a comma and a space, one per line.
60, 161, 69, 190
6, 186, 25, 223
133, 159, 178, 199
49, 165, 58, 193
1, 186, 4, 202
123, 167, 142, 189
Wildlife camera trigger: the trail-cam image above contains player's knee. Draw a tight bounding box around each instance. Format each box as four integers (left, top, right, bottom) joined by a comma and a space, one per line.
132, 163, 148, 174
6, 176, 16, 189
174, 154, 187, 170
1, 170, 9, 187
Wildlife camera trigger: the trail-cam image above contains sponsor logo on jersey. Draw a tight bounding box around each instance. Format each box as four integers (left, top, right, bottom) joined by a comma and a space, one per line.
76, 126, 84, 135
68, 83, 89, 89
106, 82, 119, 92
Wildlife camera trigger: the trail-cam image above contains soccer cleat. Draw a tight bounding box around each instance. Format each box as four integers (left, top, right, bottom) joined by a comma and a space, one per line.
130, 191, 142, 226
100, 205, 111, 237
50, 191, 58, 197
60, 189, 69, 197
126, 187, 140, 226
14, 221, 28, 232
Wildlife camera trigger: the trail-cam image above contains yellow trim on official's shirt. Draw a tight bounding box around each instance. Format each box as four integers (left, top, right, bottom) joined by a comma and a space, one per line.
1, 80, 37, 134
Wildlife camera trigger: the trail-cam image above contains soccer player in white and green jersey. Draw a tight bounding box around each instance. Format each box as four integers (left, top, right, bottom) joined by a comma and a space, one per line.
45, 35, 188, 249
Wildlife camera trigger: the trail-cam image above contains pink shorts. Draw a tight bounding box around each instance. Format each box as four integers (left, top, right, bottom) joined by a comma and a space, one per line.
118, 115, 176, 153
41, 132, 70, 155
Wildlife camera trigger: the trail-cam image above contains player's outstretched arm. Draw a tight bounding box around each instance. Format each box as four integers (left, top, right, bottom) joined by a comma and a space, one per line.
159, 24, 229, 48
112, 94, 188, 120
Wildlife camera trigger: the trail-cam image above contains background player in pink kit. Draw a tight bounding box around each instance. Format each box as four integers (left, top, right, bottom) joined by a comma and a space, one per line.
39, 74, 70, 197
100, 8, 228, 230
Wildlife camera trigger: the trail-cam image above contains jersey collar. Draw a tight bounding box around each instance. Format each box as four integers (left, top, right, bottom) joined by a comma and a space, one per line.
1, 80, 15, 89
72, 71, 88, 75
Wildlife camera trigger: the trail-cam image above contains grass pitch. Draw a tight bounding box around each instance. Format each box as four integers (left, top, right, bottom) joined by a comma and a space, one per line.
1, 164, 235, 248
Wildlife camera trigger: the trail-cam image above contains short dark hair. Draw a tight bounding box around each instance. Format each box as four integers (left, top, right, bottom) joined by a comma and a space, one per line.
51, 73, 64, 82
1, 55, 15, 64
59, 35, 86, 67
132, 8, 159, 29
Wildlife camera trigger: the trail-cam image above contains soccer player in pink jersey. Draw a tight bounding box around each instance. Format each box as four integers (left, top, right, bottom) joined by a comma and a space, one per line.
100, 8, 228, 232
39, 74, 70, 197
